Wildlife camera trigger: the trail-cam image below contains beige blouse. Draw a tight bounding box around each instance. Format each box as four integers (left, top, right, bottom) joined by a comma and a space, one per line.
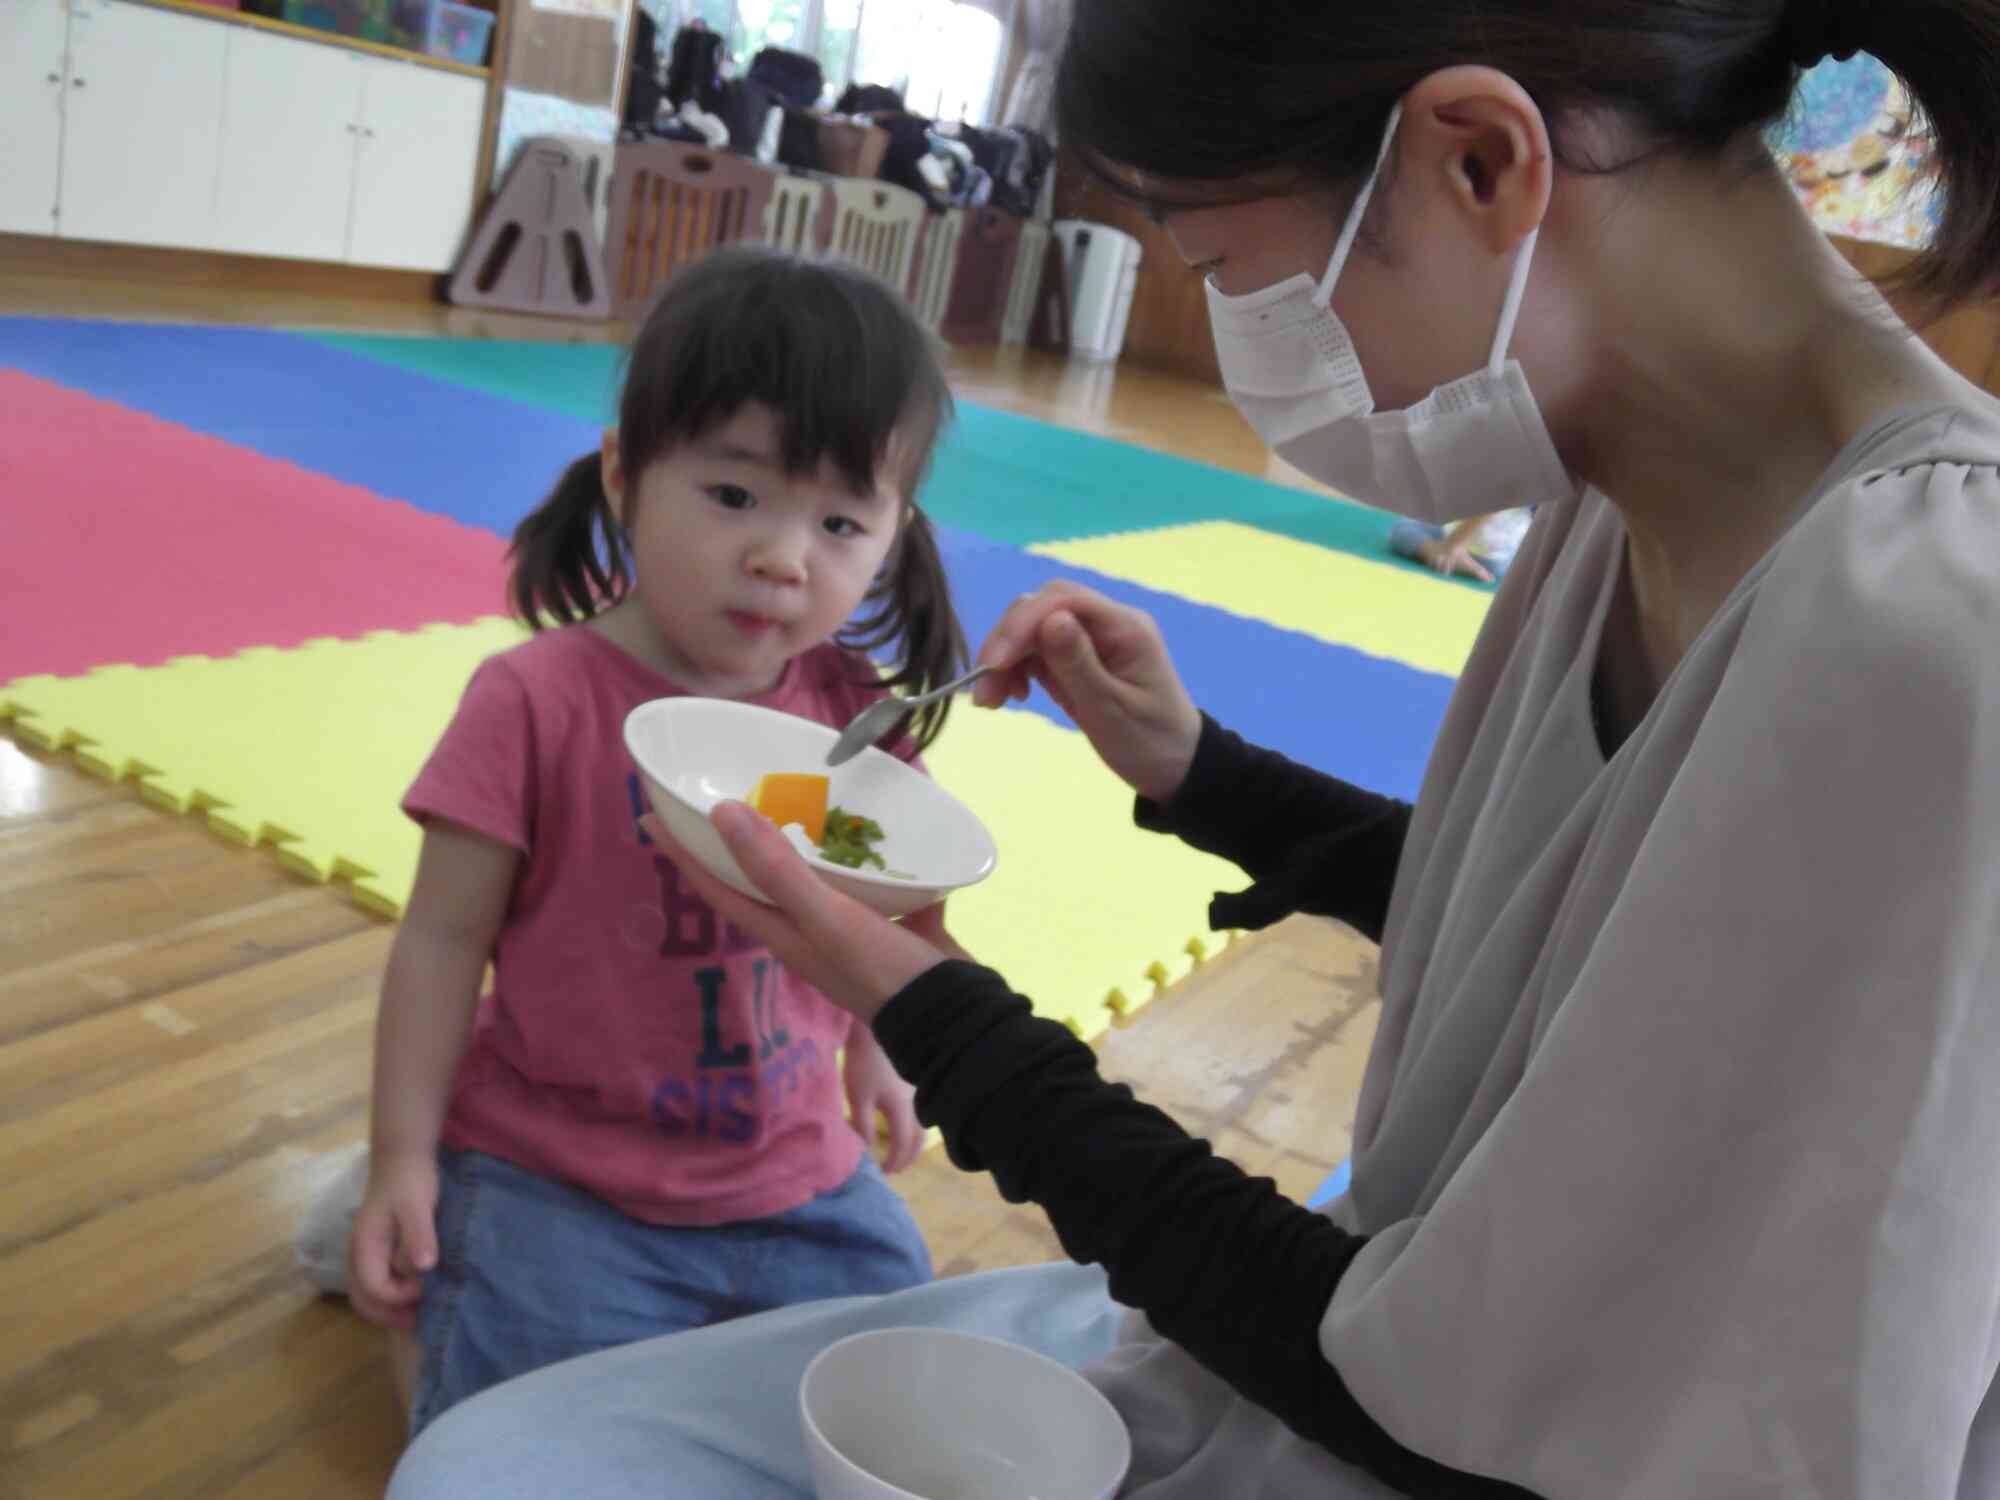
1088, 402, 2000, 1498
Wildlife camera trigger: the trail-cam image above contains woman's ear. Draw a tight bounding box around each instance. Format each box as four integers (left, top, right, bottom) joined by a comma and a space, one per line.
599, 428, 626, 529
1402, 66, 1553, 254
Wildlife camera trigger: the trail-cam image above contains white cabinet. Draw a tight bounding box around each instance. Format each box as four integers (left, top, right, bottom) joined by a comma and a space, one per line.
214, 31, 483, 272
346, 61, 485, 271
0, 0, 485, 272
215, 28, 367, 264
59, 0, 227, 249
0, 0, 69, 237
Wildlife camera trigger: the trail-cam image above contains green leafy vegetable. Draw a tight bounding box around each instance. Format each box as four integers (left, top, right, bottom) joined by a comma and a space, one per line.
819, 807, 887, 870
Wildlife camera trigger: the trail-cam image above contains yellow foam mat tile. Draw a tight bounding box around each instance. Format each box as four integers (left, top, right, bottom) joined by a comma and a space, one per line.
924, 709, 1243, 1039
1, 629, 1239, 1039
1, 620, 529, 916
1033, 521, 1492, 679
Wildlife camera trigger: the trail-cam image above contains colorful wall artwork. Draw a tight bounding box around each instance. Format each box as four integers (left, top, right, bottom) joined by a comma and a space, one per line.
1772, 53, 1940, 251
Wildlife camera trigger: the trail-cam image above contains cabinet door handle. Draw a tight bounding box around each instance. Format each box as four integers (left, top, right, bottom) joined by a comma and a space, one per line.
71, 77, 86, 88
47, 72, 62, 83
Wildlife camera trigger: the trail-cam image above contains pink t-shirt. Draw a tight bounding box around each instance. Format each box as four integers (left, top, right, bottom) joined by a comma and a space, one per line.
405, 625, 915, 1227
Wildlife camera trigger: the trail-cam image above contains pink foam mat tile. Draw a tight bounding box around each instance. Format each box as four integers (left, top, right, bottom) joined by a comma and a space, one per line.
0, 368, 510, 686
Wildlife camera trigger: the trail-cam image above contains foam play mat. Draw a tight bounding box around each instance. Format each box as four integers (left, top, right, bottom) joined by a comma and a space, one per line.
0, 368, 508, 686
1, 315, 1490, 1036
934, 525, 1452, 801
1, 621, 526, 914
312, 330, 1495, 583
4, 317, 1494, 585
0, 624, 1244, 1033
1034, 522, 1490, 680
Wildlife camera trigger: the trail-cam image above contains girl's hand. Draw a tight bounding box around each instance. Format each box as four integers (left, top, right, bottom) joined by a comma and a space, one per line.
842, 1028, 924, 1174
638, 809, 952, 1024
971, 580, 1203, 805
349, 1152, 439, 1330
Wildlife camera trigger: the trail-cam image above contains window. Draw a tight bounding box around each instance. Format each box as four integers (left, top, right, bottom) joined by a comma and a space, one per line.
647, 0, 1009, 119
686, 0, 736, 39
896, 1, 1003, 123
813, 0, 863, 99
849, 0, 1005, 121
732, 0, 810, 66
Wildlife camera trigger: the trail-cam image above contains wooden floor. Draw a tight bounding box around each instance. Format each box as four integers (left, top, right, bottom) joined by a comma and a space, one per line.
0, 259, 1380, 1499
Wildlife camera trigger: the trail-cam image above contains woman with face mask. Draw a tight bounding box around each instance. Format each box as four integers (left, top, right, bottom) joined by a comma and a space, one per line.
389, 4, 2000, 1497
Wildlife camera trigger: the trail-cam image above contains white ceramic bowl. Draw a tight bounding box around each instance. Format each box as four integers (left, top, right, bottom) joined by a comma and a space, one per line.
623, 697, 996, 920
799, 1328, 1132, 1500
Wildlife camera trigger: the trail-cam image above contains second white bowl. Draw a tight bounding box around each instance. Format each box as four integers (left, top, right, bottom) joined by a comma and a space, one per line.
800, 1327, 1132, 1500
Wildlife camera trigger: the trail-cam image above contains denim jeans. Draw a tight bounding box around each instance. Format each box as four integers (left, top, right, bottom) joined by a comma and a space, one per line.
409, 1147, 932, 1438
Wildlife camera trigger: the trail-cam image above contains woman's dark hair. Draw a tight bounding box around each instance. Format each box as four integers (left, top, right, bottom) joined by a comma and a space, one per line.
1056, 1, 2000, 304
509, 245, 966, 750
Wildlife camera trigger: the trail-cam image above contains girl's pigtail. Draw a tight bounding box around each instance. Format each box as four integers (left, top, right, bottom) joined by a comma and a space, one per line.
508, 452, 633, 629
843, 507, 968, 753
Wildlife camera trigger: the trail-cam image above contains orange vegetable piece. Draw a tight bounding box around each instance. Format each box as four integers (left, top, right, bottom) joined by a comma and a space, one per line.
751, 773, 829, 845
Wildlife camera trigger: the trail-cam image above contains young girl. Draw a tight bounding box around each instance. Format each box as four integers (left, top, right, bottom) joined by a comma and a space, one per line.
322, 245, 967, 1438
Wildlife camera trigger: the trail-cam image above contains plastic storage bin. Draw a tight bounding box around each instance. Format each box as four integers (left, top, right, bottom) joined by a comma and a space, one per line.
275, 0, 339, 31
812, 115, 890, 180
940, 206, 1025, 346
1000, 217, 1052, 345
279, 0, 392, 40
1052, 219, 1141, 362
392, 0, 496, 64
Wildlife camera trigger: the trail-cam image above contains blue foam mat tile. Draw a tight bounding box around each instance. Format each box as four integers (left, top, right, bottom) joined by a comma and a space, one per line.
0, 318, 601, 538
1307, 1158, 1352, 1209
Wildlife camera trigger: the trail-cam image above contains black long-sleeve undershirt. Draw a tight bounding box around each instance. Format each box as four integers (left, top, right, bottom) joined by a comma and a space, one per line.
873, 967, 1539, 1498
1135, 715, 1412, 943
870, 721, 1540, 1497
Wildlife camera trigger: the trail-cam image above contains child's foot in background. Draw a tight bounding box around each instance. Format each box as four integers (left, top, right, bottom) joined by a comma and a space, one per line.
1387, 509, 1531, 582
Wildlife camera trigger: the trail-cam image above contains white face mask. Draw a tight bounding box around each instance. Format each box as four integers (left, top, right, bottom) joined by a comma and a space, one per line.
1205, 103, 1576, 524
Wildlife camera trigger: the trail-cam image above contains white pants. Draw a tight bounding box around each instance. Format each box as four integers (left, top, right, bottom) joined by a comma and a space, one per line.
388, 1262, 1122, 1499
389, 1249, 1400, 1499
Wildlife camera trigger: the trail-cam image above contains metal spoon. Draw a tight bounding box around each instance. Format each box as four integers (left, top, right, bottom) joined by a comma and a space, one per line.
824, 664, 997, 767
